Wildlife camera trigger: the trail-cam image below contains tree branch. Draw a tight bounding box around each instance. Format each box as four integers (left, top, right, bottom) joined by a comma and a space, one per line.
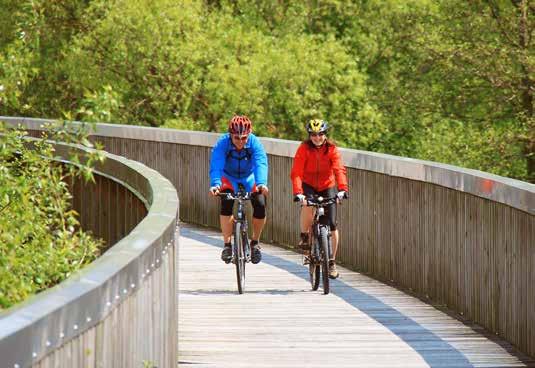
486, 0, 520, 47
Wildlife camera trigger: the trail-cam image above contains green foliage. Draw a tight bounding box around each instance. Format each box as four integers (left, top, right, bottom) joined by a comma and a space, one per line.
0, 122, 104, 310
142, 360, 157, 368
0, 0, 532, 182
0, 0, 114, 117
416, 119, 528, 179
61, 0, 384, 148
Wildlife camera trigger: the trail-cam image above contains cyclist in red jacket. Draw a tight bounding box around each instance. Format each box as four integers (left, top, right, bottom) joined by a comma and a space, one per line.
290, 119, 348, 279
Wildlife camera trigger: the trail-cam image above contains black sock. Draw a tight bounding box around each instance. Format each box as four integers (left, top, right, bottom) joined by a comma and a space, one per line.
251, 240, 259, 247
224, 242, 231, 248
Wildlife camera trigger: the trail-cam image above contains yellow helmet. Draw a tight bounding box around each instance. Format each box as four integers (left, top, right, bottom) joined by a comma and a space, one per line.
306, 119, 328, 134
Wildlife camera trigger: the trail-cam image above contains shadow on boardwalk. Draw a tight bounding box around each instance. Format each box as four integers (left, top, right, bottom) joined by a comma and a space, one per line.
180, 226, 535, 368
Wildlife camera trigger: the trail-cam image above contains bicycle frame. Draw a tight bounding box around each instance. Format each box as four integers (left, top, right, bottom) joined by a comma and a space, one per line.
233, 192, 251, 263
218, 190, 252, 293
301, 195, 337, 294
306, 196, 336, 261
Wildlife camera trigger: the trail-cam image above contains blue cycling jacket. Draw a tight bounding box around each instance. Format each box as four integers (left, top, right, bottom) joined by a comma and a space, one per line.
209, 133, 268, 188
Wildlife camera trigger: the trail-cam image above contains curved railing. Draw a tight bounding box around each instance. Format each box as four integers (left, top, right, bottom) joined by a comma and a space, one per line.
0, 131, 179, 368
3, 116, 534, 359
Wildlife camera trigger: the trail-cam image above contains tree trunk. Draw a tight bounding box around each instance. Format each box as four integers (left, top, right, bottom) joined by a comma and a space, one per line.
517, 0, 534, 182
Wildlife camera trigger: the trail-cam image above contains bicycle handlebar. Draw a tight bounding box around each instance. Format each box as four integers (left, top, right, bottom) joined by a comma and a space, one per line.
293, 195, 340, 206
217, 192, 252, 201
306, 196, 337, 206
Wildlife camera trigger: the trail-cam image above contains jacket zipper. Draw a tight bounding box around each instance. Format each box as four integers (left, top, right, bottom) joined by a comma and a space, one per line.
238, 149, 241, 178
315, 147, 320, 190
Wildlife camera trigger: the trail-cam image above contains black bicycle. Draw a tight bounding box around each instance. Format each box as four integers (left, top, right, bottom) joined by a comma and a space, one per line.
295, 195, 338, 295
218, 189, 252, 294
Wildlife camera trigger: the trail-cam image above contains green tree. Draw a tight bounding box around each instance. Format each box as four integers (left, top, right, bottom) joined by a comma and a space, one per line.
62, 0, 385, 148
303, 0, 533, 181
419, 0, 533, 181
0, 0, 113, 117
1, 0, 532, 181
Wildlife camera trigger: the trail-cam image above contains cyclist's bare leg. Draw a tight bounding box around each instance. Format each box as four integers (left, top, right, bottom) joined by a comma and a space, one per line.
299, 206, 314, 256
251, 217, 266, 241
300, 206, 314, 233
220, 215, 233, 243
331, 229, 339, 260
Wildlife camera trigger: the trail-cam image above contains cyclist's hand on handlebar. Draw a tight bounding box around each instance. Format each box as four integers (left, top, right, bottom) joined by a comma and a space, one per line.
257, 184, 269, 195
209, 186, 220, 196
294, 193, 306, 204
336, 190, 348, 201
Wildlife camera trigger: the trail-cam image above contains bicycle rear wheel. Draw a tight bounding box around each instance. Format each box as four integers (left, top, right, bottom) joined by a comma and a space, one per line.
234, 222, 246, 294
319, 226, 330, 295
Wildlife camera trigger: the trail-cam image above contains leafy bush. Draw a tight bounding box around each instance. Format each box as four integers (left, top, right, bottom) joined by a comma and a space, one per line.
0, 122, 104, 310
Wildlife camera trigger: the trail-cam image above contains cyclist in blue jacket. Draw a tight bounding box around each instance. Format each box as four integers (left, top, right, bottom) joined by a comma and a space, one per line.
209, 115, 269, 264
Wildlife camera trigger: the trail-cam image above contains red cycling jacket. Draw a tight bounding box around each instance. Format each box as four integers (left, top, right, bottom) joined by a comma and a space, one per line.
290, 141, 348, 194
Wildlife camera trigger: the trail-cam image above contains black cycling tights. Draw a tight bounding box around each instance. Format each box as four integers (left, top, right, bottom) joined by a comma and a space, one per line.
302, 182, 337, 231
220, 189, 266, 219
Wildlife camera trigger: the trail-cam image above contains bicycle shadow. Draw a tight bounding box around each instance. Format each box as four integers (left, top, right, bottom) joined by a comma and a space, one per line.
180, 289, 307, 296
180, 226, 477, 368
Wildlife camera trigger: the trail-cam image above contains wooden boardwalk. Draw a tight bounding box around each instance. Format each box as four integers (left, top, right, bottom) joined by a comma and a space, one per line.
178, 224, 535, 368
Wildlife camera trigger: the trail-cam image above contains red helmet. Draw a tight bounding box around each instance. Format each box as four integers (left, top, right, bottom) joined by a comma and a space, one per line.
228, 115, 252, 135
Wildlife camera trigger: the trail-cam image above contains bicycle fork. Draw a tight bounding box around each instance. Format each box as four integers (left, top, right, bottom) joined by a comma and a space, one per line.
313, 224, 333, 260
242, 221, 251, 262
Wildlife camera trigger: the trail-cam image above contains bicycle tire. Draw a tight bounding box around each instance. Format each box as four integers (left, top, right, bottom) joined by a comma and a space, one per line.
241, 226, 249, 271
319, 226, 330, 295
234, 222, 245, 294
309, 262, 320, 291
308, 228, 320, 290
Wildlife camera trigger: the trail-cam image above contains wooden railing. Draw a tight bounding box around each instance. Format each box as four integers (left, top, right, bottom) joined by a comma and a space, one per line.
2, 116, 534, 360
0, 134, 178, 368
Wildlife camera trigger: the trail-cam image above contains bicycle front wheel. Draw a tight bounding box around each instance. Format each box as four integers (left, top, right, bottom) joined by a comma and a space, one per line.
234, 222, 246, 294
319, 226, 330, 295
309, 262, 320, 291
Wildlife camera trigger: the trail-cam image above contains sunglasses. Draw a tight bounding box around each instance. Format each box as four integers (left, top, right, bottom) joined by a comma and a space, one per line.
309, 132, 325, 137
232, 135, 249, 141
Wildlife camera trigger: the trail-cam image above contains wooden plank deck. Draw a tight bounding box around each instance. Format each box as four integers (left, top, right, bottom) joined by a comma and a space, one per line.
178, 224, 535, 368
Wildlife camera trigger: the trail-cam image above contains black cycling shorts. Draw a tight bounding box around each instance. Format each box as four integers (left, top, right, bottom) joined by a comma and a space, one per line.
220, 189, 266, 219
302, 182, 337, 231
